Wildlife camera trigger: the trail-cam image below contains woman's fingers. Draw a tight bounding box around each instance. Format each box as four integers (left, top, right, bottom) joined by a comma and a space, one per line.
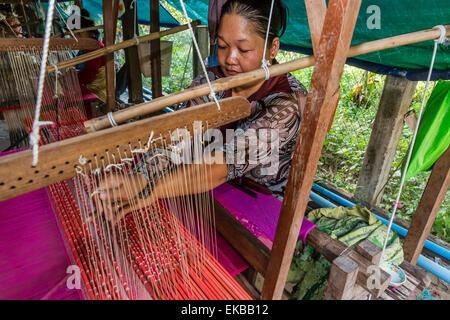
98, 173, 148, 201
85, 173, 151, 224
98, 174, 129, 200
114, 197, 150, 222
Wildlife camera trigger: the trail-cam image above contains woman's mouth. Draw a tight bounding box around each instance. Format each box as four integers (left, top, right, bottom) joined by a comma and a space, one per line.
225, 69, 239, 76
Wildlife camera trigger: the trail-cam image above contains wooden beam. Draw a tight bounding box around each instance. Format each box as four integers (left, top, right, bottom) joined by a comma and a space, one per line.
323, 255, 359, 300
123, 0, 144, 104
304, 0, 327, 55
193, 25, 210, 79
112, 0, 119, 43
355, 75, 417, 207
305, 228, 391, 298
403, 146, 450, 264
304, 0, 339, 132
260, 0, 362, 300
0, 97, 251, 201
103, 0, 117, 112
0, 38, 100, 51
150, 0, 162, 98
356, 239, 383, 264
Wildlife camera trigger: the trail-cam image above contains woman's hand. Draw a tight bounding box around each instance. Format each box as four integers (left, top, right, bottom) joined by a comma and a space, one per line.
89, 173, 152, 223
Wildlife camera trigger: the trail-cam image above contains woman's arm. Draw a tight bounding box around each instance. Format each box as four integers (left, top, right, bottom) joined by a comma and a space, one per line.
150, 160, 228, 201
96, 152, 228, 222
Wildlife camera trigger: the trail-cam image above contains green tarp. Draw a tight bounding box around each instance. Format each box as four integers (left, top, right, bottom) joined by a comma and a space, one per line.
166, 0, 450, 77
403, 80, 450, 181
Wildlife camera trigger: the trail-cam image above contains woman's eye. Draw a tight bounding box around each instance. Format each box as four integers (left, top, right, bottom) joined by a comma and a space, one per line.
217, 45, 226, 49
239, 49, 250, 53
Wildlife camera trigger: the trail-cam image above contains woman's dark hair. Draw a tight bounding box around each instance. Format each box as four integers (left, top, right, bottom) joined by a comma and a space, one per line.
219, 0, 288, 44
80, 9, 99, 39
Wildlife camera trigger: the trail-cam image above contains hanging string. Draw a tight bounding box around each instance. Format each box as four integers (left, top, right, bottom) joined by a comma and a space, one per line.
179, 0, 221, 111
29, 0, 57, 166
130, 0, 139, 44
52, 63, 62, 98
261, 0, 275, 80
380, 25, 448, 263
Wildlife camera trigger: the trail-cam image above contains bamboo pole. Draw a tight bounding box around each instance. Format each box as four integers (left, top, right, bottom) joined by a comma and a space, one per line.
46, 20, 201, 74
84, 24, 450, 133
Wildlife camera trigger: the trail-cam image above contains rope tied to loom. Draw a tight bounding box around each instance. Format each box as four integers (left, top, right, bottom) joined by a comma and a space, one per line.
379, 24, 448, 263
30, 0, 57, 166
261, 0, 275, 81
130, 0, 139, 44
52, 63, 62, 99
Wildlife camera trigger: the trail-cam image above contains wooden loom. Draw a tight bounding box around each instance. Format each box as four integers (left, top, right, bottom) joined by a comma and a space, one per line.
0, 0, 447, 299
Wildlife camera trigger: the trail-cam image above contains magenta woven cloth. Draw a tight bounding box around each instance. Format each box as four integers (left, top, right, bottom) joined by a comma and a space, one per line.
212, 183, 317, 249
0, 149, 81, 300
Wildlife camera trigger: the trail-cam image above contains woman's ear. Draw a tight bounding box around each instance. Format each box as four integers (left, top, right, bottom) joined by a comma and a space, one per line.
270, 37, 280, 61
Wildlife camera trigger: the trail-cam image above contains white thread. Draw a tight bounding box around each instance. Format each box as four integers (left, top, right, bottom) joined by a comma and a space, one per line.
105, 163, 125, 172
179, 0, 221, 111
131, 131, 154, 154
52, 63, 61, 98
91, 168, 101, 176
30, 0, 57, 166
134, 34, 140, 46
107, 112, 118, 127
261, 0, 275, 80
380, 25, 444, 264
262, 59, 271, 80
90, 189, 103, 198
78, 155, 87, 165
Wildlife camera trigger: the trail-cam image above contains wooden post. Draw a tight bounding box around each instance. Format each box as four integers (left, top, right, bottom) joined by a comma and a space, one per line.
102, 0, 117, 112
403, 146, 450, 264
355, 76, 417, 207
304, 0, 327, 54
193, 25, 210, 79
323, 255, 359, 300
150, 0, 162, 98
123, 0, 144, 104
356, 239, 383, 265
260, 0, 361, 300
304, 0, 339, 132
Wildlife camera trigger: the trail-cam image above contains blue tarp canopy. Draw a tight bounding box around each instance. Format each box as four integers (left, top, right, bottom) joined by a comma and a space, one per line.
81, 0, 180, 28
165, 0, 450, 80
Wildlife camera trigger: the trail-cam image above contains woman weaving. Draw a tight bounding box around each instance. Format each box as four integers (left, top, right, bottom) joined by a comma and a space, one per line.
97, 0, 308, 221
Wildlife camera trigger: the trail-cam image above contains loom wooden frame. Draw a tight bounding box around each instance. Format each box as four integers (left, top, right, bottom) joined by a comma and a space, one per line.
0, 37, 101, 51
0, 0, 445, 300
0, 96, 251, 200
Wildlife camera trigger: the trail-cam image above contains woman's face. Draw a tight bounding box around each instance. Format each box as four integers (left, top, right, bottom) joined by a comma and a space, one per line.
216, 13, 278, 77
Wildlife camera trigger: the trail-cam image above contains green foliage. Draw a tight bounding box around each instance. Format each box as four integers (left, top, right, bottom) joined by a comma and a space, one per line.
278, 50, 449, 242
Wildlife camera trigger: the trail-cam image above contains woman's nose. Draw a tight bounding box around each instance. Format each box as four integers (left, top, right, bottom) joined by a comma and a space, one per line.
225, 48, 239, 65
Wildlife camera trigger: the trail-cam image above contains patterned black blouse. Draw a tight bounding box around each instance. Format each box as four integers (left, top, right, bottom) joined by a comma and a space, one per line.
178, 66, 308, 200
